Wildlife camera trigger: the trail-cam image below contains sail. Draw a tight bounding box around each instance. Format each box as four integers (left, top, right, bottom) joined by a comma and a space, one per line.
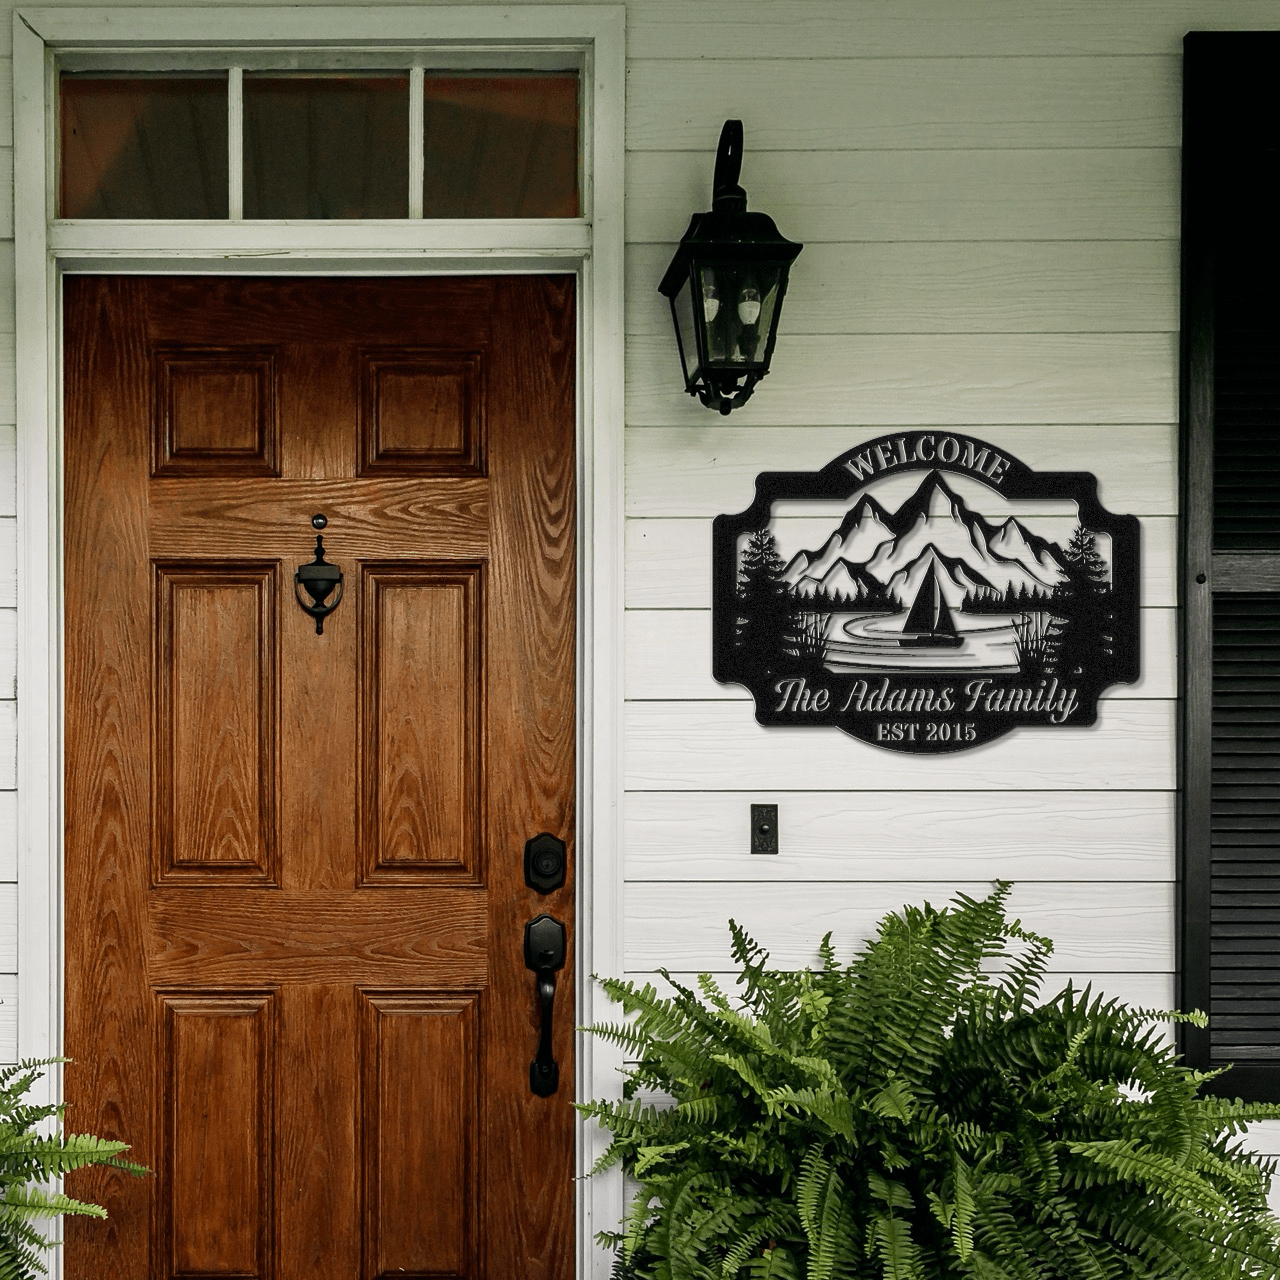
903, 560, 958, 635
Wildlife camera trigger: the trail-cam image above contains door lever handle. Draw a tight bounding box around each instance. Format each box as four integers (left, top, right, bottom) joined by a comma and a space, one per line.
524, 914, 566, 1097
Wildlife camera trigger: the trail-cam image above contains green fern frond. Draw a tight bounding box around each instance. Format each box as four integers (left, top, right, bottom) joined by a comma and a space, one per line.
581, 886, 1280, 1280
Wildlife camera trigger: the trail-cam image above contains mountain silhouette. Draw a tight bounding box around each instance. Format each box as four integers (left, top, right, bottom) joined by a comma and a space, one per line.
792, 557, 885, 602
784, 469, 1068, 605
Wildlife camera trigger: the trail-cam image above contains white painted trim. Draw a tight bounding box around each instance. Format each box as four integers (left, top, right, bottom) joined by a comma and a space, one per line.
22, 4, 615, 44
12, 9, 626, 1279
228, 66, 244, 220
408, 65, 425, 221
49, 219, 592, 255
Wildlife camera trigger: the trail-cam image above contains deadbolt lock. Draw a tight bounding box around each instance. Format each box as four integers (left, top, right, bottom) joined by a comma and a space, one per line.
524, 833, 567, 894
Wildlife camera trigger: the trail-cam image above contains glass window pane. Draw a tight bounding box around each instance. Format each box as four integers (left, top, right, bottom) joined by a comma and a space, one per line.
422, 74, 579, 218
60, 75, 228, 219
243, 75, 409, 219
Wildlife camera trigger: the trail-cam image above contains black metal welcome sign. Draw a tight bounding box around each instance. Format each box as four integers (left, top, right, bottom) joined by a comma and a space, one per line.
711, 432, 1140, 753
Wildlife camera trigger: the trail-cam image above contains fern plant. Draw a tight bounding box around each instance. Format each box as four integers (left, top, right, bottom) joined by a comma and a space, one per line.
581, 883, 1280, 1280
0, 1058, 146, 1280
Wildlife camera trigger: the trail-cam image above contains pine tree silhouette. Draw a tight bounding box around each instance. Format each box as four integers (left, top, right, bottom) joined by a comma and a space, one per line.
736, 528, 791, 677
1049, 525, 1114, 680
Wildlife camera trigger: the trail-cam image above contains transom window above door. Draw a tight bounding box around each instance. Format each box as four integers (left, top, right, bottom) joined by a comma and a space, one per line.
60, 69, 580, 219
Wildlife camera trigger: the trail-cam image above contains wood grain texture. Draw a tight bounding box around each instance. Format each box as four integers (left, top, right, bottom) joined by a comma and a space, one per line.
160, 993, 273, 1279
359, 992, 480, 1280
627, 149, 1178, 245
624, 789, 1174, 882
627, 516, 1176, 609
359, 349, 485, 476
359, 565, 483, 883
64, 276, 577, 1277
625, 700, 1175, 791
154, 346, 278, 477
624, 425, 1178, 517
274, 984, 358, 1275
154, 563, 277, 883
1211, 553, 1280, 593
626, 56, 1179, 151
147, 888, 489, 985
624, 0, 1280, 59
628, 241, 1180, 337
625, 607, 1176, 701
64, 277, 155, 1273
147, 478, 489, 558
627, 333, 1178, 427
480, 277, 578, 1280
623, 880, 1175, 972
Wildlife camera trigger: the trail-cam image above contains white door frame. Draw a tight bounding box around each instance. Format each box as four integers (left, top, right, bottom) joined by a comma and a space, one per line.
12, 8, 625, 1277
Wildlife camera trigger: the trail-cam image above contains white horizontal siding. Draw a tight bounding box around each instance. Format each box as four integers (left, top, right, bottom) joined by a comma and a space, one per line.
626, 334, 1178, 427
627, 701, 1175, 791
0, 974, 15, 1064
626, 57, 1180, 152
625, 790, 1174, 882
625, 880, 1175, 971
625, 0, 1280, 59
0, 426, 14, 518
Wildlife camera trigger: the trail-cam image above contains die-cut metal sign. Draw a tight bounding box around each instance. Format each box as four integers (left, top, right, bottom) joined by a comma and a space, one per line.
712, 432, 1140, 753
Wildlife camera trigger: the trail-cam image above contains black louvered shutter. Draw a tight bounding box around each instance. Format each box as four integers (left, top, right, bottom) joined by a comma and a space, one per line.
1182, 33, 1280, 1098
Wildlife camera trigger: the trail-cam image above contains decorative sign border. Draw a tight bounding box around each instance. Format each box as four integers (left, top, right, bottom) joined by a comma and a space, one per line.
711, 432, 1140, 753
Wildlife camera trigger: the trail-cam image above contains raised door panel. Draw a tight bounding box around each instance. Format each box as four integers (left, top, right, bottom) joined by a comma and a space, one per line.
159, 993, 275, 1280
154, 563, 278, 883
358, 350, 486, 476
359, 565, 483, 883
359, 992, 480, 1279
154, 346, 279, 476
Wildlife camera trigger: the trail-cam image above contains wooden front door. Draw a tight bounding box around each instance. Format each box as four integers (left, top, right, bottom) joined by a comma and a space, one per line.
63, 276, 576, 1280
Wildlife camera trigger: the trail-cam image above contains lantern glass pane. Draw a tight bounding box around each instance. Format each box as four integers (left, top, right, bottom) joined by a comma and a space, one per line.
670, 274, 701, 388
698, 264, 784, 371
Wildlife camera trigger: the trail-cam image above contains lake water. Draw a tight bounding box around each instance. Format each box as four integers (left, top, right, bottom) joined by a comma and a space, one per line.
821, 611, 1023, 673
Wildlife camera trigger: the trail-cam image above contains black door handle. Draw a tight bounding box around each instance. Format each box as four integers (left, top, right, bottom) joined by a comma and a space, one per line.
524, 914, 566, 1097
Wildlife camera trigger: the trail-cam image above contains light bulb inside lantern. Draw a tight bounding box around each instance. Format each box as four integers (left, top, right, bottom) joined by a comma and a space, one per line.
737, 286, 761, 326
702, 281, 720, 323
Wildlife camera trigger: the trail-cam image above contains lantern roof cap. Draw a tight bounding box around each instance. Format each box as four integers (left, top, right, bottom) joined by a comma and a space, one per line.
658, 208, 803, 297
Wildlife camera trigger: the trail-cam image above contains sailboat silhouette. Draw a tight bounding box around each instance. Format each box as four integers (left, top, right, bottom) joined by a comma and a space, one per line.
898, 561, 964, 649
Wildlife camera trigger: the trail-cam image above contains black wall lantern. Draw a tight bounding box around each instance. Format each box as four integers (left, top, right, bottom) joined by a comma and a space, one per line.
659, 120, 803, 415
